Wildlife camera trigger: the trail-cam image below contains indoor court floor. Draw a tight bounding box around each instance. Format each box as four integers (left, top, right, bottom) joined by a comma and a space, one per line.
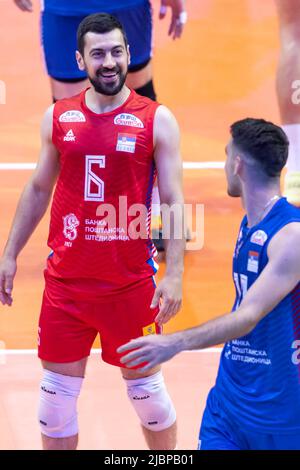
0, 0, 282, 449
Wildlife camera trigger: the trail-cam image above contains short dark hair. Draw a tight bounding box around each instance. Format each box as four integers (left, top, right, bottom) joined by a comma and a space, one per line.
77, 13, 128, 56
230, 118, 289, 178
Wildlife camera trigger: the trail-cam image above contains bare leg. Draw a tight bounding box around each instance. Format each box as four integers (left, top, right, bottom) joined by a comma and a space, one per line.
41, 433, 78, 451
121, 366, 177, 450
40, 358, 88, 450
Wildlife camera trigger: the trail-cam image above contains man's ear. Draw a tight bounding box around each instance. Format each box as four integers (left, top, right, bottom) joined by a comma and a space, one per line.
76, 50, 85, 71
234, 155, 243, 176
127, 45, 131, 66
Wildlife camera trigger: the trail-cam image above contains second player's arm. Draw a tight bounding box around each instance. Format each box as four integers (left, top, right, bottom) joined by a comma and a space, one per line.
118, 222, 300, 370
151, 105, 185, 326
0, 105, 59, 305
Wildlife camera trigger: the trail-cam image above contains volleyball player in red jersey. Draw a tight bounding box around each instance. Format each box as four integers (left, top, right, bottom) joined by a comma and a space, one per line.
0, 14, 184, 450
13, 1, 188, 253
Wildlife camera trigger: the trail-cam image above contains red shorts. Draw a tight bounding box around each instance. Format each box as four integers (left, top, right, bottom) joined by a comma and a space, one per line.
38, 272, 160, 367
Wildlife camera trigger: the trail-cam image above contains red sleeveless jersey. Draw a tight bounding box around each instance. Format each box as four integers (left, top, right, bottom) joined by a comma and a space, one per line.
46, 88, 159, 295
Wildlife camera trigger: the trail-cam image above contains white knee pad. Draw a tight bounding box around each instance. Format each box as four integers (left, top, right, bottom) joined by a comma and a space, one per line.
124, 371, 176, 432
38, 370, 83, 438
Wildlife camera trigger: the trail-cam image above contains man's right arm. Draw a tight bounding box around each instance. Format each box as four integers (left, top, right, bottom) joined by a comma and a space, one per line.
0, 105, 59, 306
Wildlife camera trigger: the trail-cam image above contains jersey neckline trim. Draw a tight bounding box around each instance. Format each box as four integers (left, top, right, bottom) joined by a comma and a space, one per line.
80, 87, 134, 117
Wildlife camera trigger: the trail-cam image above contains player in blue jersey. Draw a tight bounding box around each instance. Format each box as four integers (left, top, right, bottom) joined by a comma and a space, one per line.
118, 118, 300, 450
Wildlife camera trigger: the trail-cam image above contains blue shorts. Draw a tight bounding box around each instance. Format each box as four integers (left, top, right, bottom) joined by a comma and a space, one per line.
40, 0, 152, 80
199, 387, 300, 450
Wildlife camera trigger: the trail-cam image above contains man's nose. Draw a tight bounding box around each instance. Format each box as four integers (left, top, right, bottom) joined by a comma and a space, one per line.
103, 53, 115, 68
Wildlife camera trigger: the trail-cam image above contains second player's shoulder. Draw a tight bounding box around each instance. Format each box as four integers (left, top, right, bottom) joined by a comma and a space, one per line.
154, 104, 177, 123
41, 104, 55, 141
267, 221, 300, 263
153, 105, 180, 143
42, 103, 55, 120
273, 220, 300, 240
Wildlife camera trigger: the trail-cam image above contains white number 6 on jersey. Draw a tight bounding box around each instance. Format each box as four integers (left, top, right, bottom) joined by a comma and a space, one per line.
84, 155, 105, 202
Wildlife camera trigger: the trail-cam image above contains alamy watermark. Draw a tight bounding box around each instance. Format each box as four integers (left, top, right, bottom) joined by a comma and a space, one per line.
65, 197, 205, 251
291, 80, 300, 105
94, 198, 204, 251
291, 340, 300, 365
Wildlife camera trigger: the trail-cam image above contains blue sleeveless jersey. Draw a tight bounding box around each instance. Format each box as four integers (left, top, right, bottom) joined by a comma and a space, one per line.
42, 0, 147, 15
215, 197, 300, 432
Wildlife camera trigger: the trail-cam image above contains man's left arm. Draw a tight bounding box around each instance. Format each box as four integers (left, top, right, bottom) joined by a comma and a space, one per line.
151, 105, 185, 327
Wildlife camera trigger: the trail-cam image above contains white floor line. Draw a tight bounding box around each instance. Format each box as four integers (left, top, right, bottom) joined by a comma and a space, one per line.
0, 163, 36, 170
0, 162, 225, 171
183, 162, 225, 169
0, 347, 222, 355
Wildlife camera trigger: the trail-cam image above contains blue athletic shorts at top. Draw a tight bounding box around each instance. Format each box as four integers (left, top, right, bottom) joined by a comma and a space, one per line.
198, 387, 300, 450
41, 0, 152, 80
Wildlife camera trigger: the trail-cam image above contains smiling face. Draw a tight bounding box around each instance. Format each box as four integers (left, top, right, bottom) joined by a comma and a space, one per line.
76, 28, 130, 96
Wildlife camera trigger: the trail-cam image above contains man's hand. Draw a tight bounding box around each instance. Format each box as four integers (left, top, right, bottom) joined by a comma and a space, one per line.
13, 0, 33, 12
159, 0, 187, 39
151, 275, 182, 327
117, 333, 181, 372
0, 257, 17, 306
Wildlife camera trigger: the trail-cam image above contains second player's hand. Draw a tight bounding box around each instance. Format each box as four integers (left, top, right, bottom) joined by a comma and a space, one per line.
13, 0, 33, 12
118, 333, 181, 371
159, 0, 187, 39
0, 257, 17, 306
151, 275, 182, 326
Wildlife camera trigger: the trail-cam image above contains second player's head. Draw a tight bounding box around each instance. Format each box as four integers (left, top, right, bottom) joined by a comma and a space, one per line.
225, 118, 289, 197
76, 13, 130, 96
